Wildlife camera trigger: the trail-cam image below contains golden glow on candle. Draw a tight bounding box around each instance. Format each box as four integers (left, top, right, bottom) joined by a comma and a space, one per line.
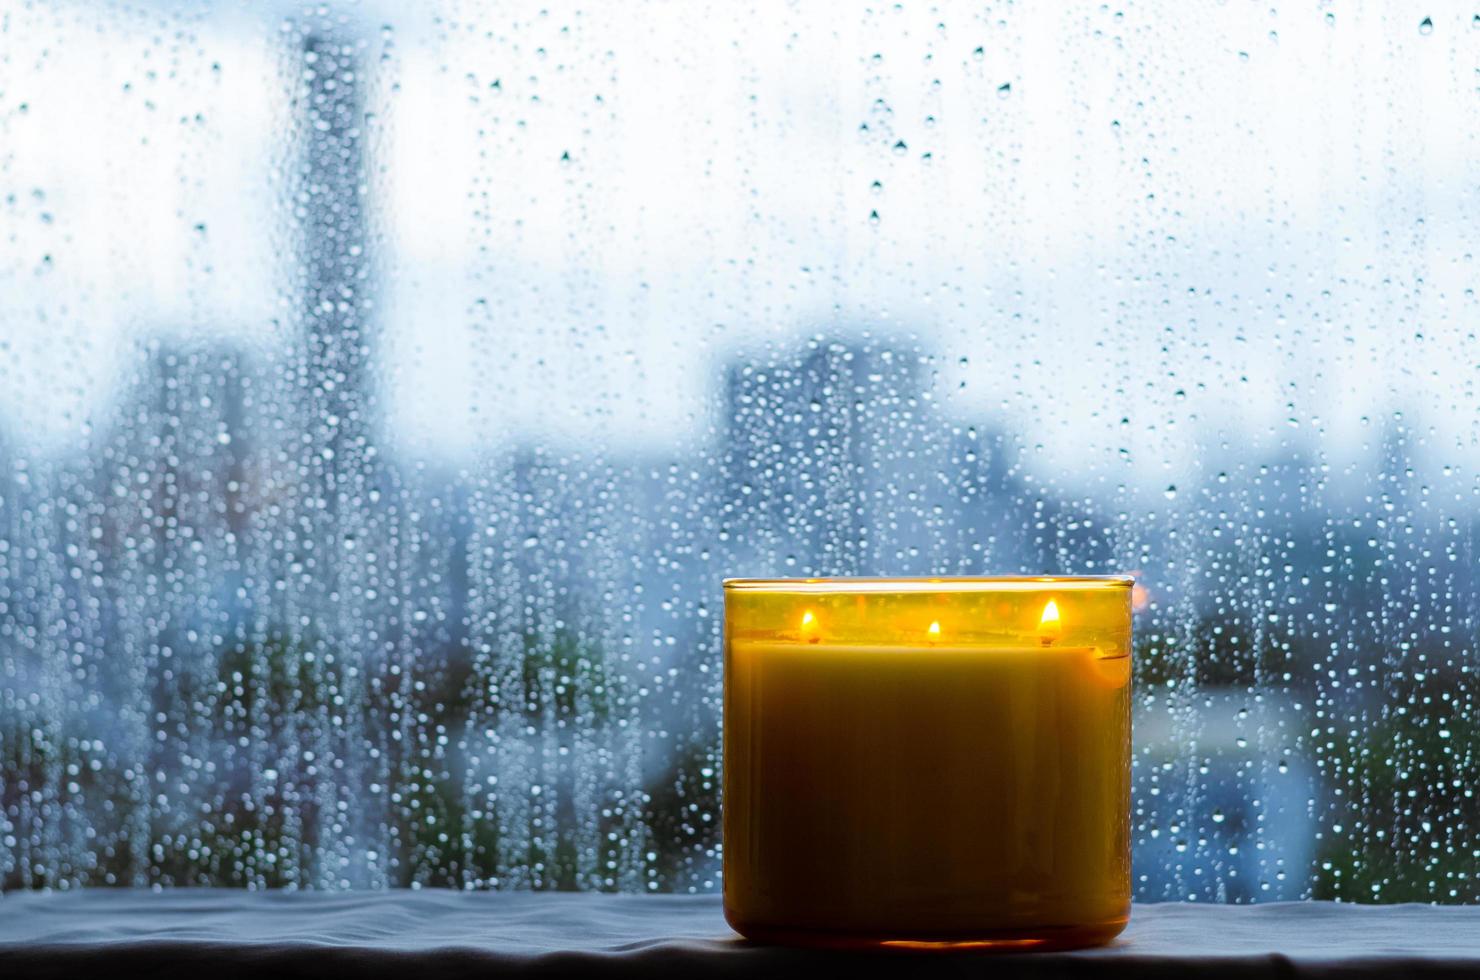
723, 576, 1133, 951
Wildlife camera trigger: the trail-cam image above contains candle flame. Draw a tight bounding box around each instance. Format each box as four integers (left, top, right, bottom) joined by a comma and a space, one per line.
927, 620, 941, 637
1040, 599, 1060, 627
1039, 599, 1062, 644
800, 610, 816, 629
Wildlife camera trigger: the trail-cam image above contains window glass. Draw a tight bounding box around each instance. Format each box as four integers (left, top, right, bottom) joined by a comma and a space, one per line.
1, 2, 1476, 899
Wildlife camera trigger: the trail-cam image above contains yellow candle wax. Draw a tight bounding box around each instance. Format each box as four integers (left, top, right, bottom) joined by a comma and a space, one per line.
723, 577, 1133, 950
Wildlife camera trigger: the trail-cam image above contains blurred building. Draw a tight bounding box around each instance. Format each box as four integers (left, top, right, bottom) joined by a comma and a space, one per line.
1134, 692, 1318, 902
717, 336, 1109, 578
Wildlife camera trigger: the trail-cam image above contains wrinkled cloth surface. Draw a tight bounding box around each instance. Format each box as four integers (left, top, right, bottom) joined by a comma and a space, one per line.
2, 891, 1479, 978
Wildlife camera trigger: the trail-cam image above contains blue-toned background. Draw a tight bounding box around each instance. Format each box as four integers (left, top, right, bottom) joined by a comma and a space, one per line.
1, 1, 1476, 900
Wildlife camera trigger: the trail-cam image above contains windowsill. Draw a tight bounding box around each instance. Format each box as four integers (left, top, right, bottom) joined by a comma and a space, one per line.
2, 890, 1477, 977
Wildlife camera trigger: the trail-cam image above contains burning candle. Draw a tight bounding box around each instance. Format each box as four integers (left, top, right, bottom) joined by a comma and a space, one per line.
723, 576, 1133, 950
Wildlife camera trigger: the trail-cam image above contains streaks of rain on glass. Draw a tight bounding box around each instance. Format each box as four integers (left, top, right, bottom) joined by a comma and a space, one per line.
0, 2, 1476, 901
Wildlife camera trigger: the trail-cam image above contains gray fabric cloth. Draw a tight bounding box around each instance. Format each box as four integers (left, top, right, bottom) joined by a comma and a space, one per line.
1, 891, 1478, 978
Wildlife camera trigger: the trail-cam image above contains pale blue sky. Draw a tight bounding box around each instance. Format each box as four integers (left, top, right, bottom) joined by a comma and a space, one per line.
1, 1, 1475, 498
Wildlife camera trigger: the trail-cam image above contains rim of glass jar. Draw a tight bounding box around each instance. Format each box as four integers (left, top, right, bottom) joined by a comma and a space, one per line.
722, 575, 1134, 593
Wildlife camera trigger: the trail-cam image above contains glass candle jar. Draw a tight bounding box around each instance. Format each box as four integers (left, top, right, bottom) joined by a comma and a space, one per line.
723, 576, 1133, 950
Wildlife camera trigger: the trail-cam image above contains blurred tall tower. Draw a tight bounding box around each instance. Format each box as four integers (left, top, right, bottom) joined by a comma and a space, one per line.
274, 25, 384, 887
290, 30, 378, 499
